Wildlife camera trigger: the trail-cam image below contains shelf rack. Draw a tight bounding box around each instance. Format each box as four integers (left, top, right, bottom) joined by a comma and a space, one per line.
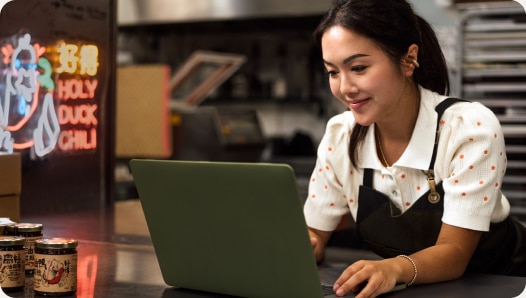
456, 3, 526, 220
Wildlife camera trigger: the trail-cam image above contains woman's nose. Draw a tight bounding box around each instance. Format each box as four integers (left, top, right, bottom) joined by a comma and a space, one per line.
339, 74, 358, 96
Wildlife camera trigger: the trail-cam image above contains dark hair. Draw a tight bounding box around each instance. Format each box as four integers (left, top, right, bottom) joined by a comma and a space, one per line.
314, 0, 450, 167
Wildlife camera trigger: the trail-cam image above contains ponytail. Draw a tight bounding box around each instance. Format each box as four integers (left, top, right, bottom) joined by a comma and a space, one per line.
413, 15, 450, 96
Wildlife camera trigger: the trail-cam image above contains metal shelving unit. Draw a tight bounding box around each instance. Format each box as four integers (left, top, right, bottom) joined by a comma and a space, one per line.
456, 3, 526, 220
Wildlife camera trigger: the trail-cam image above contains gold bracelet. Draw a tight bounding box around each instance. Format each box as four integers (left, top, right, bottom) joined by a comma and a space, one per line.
397, 254, 417, 286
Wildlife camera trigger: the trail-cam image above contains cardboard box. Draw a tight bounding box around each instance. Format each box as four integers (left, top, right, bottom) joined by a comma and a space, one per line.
0, 153, 21, 222
0, 195, 20, 223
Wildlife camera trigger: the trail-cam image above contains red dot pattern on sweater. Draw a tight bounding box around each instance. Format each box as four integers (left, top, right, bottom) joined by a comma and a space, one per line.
308, 119, 505, 209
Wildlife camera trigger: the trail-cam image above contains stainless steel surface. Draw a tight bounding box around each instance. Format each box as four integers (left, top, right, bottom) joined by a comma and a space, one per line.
14, 200, 526, 297
118, 0, 332, 25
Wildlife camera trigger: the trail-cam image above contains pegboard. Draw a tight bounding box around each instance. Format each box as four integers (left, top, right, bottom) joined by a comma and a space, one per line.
116, 64, 172, 158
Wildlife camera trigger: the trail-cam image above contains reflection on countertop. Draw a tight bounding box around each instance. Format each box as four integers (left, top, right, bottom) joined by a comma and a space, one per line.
14, 199, 526, 298
14, 200, 365, 298
8, 241, 165, 298
12, 200, 164, 297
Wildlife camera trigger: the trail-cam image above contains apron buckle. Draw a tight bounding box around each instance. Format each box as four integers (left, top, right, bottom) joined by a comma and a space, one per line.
428, 191, 441, 204
425, 170, 441, 204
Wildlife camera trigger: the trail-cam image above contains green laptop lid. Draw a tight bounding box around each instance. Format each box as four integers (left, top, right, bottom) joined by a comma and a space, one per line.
130, 159, 324, 298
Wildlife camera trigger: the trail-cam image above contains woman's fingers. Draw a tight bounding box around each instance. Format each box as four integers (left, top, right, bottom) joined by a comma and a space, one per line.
333, 260, 398, 298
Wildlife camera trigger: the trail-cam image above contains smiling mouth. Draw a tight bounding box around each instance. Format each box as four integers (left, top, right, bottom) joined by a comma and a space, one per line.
348, 98, 371, 110
351, 98, 369, 104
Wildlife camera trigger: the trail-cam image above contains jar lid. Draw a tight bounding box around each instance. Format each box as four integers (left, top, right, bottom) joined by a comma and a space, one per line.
35, 238, 78, 249
0, 236, 26, 246
5, 223, 43, 233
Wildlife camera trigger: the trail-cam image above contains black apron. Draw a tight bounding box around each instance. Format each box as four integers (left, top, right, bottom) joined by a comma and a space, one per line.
355, 98, 526, 277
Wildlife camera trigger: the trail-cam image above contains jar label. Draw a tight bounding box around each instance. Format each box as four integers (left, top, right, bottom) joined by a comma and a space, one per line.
34, 253, 77, 293
0, 250, 25, 288
24, 235, 43, 271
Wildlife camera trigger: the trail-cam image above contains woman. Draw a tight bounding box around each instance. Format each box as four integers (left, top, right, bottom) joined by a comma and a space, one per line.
304, 0, 526, 297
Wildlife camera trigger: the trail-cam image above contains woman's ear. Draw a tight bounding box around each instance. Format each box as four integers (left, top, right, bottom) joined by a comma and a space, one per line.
403, 44, 419, 76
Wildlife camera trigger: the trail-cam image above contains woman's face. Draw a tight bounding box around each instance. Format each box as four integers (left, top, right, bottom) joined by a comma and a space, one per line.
321, 25, 414, 126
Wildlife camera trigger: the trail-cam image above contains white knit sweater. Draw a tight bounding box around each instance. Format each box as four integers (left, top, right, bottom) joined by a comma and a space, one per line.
304, 87, 509, 232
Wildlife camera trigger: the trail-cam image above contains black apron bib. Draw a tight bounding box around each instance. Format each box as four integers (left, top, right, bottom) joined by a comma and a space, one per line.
354, 98, 526, 276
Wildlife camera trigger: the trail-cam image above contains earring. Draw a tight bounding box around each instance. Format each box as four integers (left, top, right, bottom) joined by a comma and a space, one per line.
411, 59, 420, 68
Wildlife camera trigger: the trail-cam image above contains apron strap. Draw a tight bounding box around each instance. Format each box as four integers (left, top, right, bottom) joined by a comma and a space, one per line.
363, 168, 374, 188
428, 98, 470, 170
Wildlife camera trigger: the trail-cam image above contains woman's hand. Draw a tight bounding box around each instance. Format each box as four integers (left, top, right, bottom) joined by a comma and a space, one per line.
333, 259, 402, 298
310, 236, 318, 250
332, 223, 483, 297
308, 227, 332, 263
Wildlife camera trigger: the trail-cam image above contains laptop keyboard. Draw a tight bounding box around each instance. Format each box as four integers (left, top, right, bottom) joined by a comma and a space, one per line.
322, 284, 358, 297
322, 284, 336, 296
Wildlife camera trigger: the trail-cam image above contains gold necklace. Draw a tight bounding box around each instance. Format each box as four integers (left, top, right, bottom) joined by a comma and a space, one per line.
375, 129, 390, 167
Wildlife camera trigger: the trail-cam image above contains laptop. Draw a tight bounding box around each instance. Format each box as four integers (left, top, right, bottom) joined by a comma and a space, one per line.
130, 159, 348, 297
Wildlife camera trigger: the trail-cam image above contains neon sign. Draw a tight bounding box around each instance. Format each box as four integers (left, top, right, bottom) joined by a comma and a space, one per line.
0, 33, 100, 157
57, 79, 98, 100
56, 42, 99, 76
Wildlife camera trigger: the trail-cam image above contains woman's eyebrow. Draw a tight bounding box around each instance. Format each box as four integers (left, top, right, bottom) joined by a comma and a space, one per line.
323, 53, 370, 66
343, 53, 369, 64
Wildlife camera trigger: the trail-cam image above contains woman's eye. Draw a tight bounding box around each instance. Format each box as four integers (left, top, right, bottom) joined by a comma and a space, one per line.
325, 70, 338, 77
351, 65, 367, 72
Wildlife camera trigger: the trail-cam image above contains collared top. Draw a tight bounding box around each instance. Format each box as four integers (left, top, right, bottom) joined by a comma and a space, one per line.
304, 87, 510, 232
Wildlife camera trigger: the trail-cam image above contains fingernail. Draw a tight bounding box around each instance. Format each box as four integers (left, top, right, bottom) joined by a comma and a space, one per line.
336, 289, 344, 296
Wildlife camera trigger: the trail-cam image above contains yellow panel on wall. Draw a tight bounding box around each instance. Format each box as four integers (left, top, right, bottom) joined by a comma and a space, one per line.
116, 64, 172, 158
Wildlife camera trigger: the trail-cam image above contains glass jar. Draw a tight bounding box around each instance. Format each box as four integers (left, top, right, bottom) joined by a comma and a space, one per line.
4, 223, 44, 274
33, 238, 78, 296
0, 236, 26, 293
